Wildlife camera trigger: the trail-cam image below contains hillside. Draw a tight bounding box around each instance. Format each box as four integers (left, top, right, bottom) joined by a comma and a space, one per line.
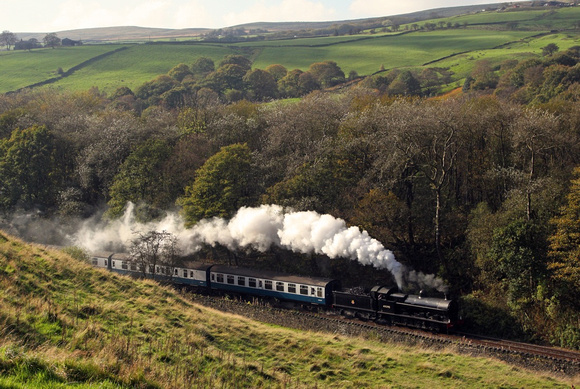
3, 4, 580, 94
0, 231, 575, 388
14, 3, 518, 42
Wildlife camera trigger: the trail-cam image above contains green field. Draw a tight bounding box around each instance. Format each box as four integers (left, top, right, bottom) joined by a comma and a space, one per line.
48, 44, 237, 92
408, 7, 580, 30
251, 29, 540, 75
1, 6, 580, 94
0, 45, 120, 92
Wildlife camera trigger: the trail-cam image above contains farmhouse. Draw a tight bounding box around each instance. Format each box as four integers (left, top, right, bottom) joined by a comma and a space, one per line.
62, 38, 82, 47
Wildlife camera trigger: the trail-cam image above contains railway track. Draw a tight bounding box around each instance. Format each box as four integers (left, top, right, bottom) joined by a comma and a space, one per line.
452, 332, 580, 364
185, 292, 580, 376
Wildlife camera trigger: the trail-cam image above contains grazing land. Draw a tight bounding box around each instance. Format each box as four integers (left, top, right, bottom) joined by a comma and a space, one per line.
0, 233, 576, 388
1, 6, 580, 94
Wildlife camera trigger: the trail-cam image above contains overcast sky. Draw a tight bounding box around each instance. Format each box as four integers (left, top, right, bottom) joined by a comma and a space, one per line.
4, 0, 524, 33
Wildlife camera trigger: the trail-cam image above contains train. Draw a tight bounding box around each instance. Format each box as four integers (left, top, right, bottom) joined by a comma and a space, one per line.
90, 251, 462, 333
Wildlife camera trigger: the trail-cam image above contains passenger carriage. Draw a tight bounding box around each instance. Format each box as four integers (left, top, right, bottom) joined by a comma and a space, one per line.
209, 265, 340, 305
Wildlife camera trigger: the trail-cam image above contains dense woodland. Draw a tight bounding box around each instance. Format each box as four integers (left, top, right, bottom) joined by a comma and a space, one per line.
1, 46, 580, 349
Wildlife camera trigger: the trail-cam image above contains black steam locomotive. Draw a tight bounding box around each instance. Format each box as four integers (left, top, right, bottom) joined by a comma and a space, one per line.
90, 252, 461, 332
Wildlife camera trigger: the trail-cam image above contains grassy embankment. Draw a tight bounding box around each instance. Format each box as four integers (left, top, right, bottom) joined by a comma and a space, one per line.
0, 231, 577, 388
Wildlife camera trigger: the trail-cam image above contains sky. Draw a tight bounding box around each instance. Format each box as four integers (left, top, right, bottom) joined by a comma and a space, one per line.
3, 0, 524, 33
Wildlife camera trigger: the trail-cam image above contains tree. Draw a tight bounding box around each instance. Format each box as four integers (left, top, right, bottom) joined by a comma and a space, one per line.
278, 69, 304, 98
0, 125, 63, 211
0, 30, 18, 50
265, 64, 287, 81
219, 54, 252, 72
307, 61, 345, 88
243, 69, 278, 101
548, 167, 580, 297
470, 60, 499, 90
178, 143, 255, 226
191, 57, 215, 78
168, 63, 192, 82
511, 108, 561, 220
135, 75, 179, 102
107, 139, 173, 221
384, 101, 461, 271
490, 219, 548, 305
298, 72, 320, 95
129, 230, 180, 279
542, 43, 559, 57
387, 70, 421, 96
203, 64, 247, 94
43, 33, 61, 49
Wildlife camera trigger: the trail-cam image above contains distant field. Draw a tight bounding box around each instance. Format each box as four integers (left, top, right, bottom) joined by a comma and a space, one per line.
251, 29, 541, 75
0, 45, 120, 92
49, 44, 236, 93
2, 6, 580, 94
441, 32, 580, 79
412, 7, 580, 29
21, 29, 548, 94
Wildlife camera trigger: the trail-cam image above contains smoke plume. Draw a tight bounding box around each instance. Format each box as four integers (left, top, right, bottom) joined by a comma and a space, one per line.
67, 203, 448, 292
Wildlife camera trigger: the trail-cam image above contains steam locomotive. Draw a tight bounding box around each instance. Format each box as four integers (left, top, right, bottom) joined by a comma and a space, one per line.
90, 252, 461, 332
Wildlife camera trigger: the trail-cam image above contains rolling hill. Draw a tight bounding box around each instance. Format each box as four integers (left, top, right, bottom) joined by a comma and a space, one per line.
2, 3, 580, 95
14, 3, 529, 42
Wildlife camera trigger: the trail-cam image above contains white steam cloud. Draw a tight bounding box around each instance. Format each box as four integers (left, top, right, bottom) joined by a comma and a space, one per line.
70, 203, 448, 292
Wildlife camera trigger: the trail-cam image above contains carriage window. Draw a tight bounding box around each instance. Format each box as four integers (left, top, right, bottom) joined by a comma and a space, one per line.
121, 261, 128, 270
311, 288, 316, 296
227, 275, 235, 284
190, 271, 194, 278
92, 258, 98, 266
288, 284, 296, 293
264, 280, 272, 290
248, 278, 257, 287
276, 282, 285, 292
112, 261, 116, 267
317, 288, 323, 297
300, 285, 309, 295
211, 274, 215, 281
174, 268, 179, 275
105, 260, 108, 266
130, 263, 137, 271
183, 270, 188, 278
238, 276, 245, 286
216, 274, 224, 283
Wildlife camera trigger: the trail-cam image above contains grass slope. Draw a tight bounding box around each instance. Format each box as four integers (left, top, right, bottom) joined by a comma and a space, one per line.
0, 231, 576, 388
250, 29, 539, 75
48, 44, 238, 93
0, 46, 121, 93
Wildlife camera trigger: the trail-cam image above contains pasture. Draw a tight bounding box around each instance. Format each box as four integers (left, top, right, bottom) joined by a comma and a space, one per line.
1, 6, 579, 94
48, 44, 237, 93
0, 45, 120, 92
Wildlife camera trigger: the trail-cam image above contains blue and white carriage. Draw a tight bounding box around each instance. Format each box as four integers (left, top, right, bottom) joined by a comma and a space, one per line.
208, 265, 340, 306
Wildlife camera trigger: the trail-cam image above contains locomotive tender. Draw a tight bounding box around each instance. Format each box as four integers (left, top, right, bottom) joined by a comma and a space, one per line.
90, 252, 461, 332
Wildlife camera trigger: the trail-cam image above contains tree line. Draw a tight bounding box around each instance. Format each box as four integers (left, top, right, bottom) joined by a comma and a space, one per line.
1, 31, 66, 51
1, 50, 580, 348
